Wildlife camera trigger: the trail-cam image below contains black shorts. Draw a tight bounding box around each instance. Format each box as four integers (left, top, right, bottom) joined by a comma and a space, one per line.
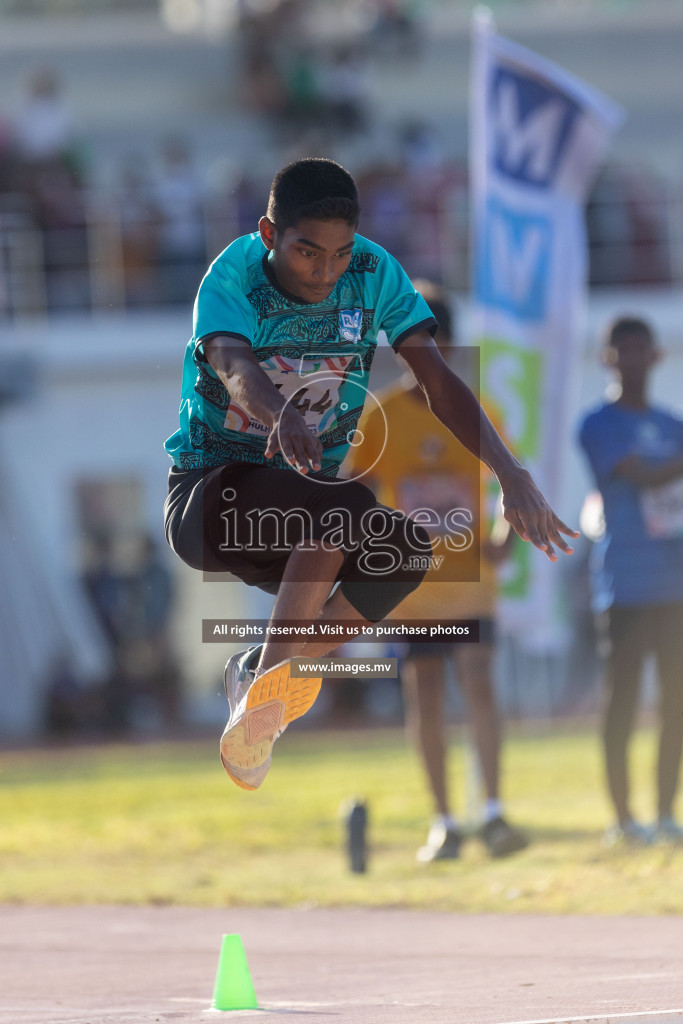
595, 601, 683, 662
164, 464, 430, 623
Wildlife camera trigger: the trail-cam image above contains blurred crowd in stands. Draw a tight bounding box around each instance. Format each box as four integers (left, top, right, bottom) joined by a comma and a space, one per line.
0, 33, 676, 320
236, 0, 421, 130
0, 65, 211, 314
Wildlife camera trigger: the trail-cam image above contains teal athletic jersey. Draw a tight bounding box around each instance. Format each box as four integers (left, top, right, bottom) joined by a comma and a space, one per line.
164, 231, 437, 477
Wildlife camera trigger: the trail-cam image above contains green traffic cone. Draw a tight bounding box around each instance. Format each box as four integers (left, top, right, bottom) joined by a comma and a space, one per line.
211, 933, 258, 1011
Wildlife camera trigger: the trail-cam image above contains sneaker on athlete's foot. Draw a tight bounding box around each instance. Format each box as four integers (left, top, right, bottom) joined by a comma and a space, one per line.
480, 815, 529, 858
224, 645, 262, 713
416, 822, 463, 863
652, 816, 683, 845
220, 652, 322, 791
221, 646, 270, 790
602, 819, 652, 848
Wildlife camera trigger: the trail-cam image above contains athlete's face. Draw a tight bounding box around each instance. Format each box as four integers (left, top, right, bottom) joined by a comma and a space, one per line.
259, 216, 356, 304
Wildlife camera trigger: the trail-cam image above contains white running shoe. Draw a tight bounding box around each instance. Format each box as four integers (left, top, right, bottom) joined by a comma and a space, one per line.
652, 816, 683, 845
221, 646, 269, 790
603, 819, 652, 848
220, 648, 322, 791
224, 646, 262, 716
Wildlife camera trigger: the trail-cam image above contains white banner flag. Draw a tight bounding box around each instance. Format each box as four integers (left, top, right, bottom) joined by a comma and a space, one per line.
469, 9, 624, 650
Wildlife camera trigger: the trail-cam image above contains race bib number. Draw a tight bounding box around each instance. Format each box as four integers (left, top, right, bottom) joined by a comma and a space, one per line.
640, 477, 683, 539
224, 353, 355, 436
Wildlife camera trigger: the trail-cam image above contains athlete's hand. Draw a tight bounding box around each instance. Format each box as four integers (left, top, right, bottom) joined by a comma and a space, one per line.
500, 467, 579, 561
265, 404, 322, 474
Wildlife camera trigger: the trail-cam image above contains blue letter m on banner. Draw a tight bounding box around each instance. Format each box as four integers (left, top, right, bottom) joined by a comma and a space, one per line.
491, 66, 579, 189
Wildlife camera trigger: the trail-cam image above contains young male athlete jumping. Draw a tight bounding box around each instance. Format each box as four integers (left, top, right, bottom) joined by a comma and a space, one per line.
163, 157, 577, 790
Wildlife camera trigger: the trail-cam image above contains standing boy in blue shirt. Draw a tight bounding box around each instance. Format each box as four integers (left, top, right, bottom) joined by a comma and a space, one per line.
579, 317, 683, 844
164, 157, 577, 790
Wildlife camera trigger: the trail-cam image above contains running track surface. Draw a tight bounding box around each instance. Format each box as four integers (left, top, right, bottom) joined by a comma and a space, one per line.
1, 906, 682, 1024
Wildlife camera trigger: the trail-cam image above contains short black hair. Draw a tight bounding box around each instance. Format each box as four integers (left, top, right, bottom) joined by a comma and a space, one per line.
412, 279, 454, 341
605, 316, 654, 348
266, 158, 360, 232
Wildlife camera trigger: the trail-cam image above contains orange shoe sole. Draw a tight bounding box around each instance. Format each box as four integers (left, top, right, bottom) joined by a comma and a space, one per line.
220, 754, 262, 791
220, 661, 322, 778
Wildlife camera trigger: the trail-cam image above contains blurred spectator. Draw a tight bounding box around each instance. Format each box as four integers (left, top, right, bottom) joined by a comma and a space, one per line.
0, 106, 15, 194
356, 162, 411, 265
13, 67, 75, 167
318, 44, 369, 135
82, 532, 181, 732
624, 168, 671, 284
81, 533, 133, 732
280, 45, 323, 126
43, 653, 88, 737
204, 166, 269, 259
345, 281, 528, 862
235, 0, 370, 140
587, 166, 671, 287
118, 535, 181, 729
9, 67, 90, 311
367, 0, 421, 57
578, 316, 683, 846
398, 120, 452, 280
230, 171, 268, 237
152, 136, 207, 305
277, 42, 369, 139
399, 119, 443, 179
117, 153, 160, 306
561, 531, 602, 713
241, 32, 286, 115
236, 0, 310, 118
39, 164, 90, 311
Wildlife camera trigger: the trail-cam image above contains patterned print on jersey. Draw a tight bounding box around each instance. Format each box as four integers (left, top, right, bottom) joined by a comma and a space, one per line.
164, 232, 436, 474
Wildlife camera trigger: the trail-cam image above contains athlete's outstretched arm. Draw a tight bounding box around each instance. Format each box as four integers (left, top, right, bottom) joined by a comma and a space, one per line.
204, 335, 321, 473
397, 332, 579, 561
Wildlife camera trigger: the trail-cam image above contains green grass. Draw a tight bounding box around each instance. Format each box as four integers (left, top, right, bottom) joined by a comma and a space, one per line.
0, 725, 680, 912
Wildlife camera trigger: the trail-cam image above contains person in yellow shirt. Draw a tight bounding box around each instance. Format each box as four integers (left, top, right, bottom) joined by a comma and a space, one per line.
346, 281, 528, 861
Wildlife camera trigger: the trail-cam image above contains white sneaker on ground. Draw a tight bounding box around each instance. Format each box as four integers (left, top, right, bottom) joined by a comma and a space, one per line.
416, 822, 463, 863
652, 816, 683, 845
603, 819, 652, 848
479, 815, 529, 858
220, 647, 322, 791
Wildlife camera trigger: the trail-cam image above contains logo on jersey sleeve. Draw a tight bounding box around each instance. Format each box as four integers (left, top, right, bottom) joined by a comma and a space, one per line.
339, 308, 363, 343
